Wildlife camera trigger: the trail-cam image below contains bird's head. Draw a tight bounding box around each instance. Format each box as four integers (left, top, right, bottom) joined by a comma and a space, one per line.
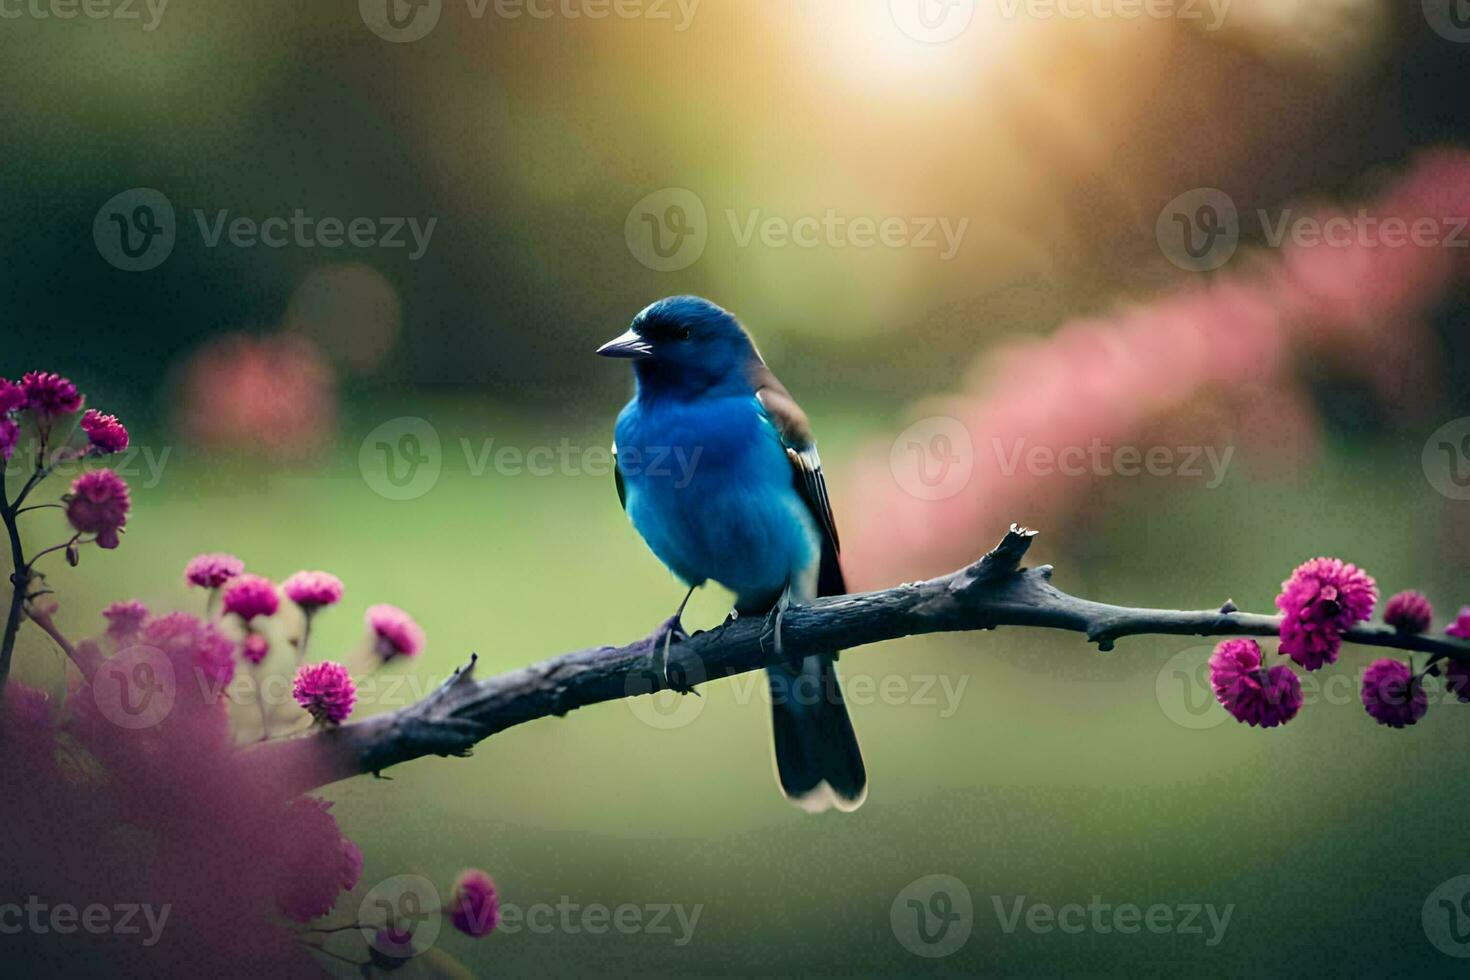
597, 296, 760, 396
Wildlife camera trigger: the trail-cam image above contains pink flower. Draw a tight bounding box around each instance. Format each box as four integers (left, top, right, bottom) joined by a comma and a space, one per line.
102, 599, 149, 641
241, 633, 270, 665
1208, 638, 1303, 728
21, 371, 82, 417
0, 419, 17, 462
340, 839, 364, 891
1448, 607, 1470, 640
366, 604, 425, 660
66, 470, 130, 549
80, 409, 129, 455
274, 797, 359, 922
282, 571, 344, 612
222, 574, 279, 621
184, 552, 244, 589
0, 378, 25, 414
143, 612, 237, 688
293, 661, 356, 724
1445, 659, 1470, 704
370, 927, 417, 966
1361, 659, 1427, 728
448, 869, 499, 938
1276, 558, 1377, 671
1384, 591, 1433, 634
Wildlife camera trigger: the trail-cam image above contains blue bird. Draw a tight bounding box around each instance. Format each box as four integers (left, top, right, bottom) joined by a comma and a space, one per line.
598, 296, 866, 813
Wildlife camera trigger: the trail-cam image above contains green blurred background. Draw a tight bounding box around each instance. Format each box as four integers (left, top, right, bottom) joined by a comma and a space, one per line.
5, 0, 1470, 975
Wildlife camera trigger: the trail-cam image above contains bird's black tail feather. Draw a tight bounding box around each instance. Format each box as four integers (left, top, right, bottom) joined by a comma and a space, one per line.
767, 655, 867, 813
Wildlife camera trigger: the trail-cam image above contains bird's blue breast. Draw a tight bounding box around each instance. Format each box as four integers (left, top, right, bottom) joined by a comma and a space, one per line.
615, 393, 818, 607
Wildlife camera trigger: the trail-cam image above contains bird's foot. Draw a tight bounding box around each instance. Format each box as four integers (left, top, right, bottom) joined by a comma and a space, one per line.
643, 614, 694, 693
758, 587, 797, 668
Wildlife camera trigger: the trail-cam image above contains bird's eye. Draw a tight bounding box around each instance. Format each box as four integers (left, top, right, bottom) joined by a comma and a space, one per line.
676, 327, 692, 341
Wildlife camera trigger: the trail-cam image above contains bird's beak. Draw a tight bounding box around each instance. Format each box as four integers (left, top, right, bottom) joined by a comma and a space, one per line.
596, 328, 653, 359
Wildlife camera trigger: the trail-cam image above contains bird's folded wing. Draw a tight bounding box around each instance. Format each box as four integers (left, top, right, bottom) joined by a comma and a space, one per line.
751, 363, 846, 597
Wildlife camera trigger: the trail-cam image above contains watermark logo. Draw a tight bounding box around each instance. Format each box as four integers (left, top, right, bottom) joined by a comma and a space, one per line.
360, 417, 443, 501
360, 875, 443, 958
1423, 875, 1470, 957
1156, 645, 1228, 730
1157, 188, 1238, 272
91, 644, 175, 730
625, 653, 708, 729
891, 874, 974, 958
360, 0, 442, 42
94, 188, 176, 273
889, 0, 975, 43
890, 416, 974, 501
1424, 0, 1470, 44
1423, 418, 1470, 502
625, 188, 708, 272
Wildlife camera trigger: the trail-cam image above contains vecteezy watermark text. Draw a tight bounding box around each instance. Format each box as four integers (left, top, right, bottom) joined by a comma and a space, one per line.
94, 188, 437, 272
1157, 187, 1470, 272
360, 0, 700, 43
497, 898, 702, 945
0, 897, 170, 947
0, 0, 167, 29
624, 188, 969, 272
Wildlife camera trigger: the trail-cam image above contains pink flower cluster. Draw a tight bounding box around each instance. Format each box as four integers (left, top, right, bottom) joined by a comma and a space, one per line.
222, 573, 280, 622
185, 552, 244, 589
366, 603, 425, 660
292, 661, 356, 724
1208, 639, 1302, 729
0, 371, 131, 463
66, 470, 131, 549
1207, 559, 1470, 731
282, 570, 344, 611
1275, 557, 1377, 671
2, 372, 133, 558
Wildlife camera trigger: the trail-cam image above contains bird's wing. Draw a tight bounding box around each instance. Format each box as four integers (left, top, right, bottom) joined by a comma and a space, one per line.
751, 363, 846, 597
612, 443, 626, 511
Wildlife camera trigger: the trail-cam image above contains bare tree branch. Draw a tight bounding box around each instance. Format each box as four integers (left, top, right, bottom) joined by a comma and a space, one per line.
243, 525, 1470, 797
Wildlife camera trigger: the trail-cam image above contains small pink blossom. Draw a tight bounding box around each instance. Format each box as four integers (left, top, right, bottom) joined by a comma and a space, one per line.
1384, 591, 1433, 634
1445, 659, 1470, 704
282, 570, 344, 612
21, 371, 82, 417
0, 419, 17, 462
1276, 557, 1377, 671
1448, 607, 1470, 640
80, 409, 129, 455
448, 869, 499, 938
1208, 638, 1303, 728
1361, 659, 1427, 728
274, 796, 359, 922
184, 552, 244, 589
0, 377, 25, 414
143, 612, 237, 688
293, 661, 356, 724
222, 574, 279, 622
366, 604, 425, 660
241, 633, 270, 665
66, 470, 130, 549
102, 599, 149, 641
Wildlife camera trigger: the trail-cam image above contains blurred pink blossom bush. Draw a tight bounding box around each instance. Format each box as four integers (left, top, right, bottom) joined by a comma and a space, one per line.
846, 152, 1470, 587
0, 373, 492, 976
